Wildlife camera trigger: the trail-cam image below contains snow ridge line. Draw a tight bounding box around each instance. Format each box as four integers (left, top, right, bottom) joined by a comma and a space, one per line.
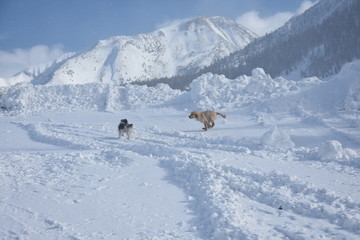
160, 152, 282, 239
141, 127, 256, 153
16, 122, 94, 150
160, 151, 360, 239
221, 165, 360, 232
15, 121, 134, 168
0, 200, 73, 240
294, 147, 360, 170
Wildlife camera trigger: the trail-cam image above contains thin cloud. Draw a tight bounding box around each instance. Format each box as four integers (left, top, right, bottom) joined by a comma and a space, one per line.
155, 18, 185, 30
0, 44, 65, 78
297, 0, 316, 14
236, 0, 316, 36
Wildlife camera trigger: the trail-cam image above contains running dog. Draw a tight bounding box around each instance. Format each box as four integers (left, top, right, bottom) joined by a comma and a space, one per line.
118, 119, 133, 140
189, 110, 226, 131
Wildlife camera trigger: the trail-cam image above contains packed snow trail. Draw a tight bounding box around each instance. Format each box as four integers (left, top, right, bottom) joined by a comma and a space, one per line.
1, 107, 359, 240
0, 113, 202, 239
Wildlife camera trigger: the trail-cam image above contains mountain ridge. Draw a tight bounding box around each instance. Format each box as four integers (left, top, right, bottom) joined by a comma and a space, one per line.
26, 16, 256, 86
202, 0, 360, 81
4, 0, 358, 89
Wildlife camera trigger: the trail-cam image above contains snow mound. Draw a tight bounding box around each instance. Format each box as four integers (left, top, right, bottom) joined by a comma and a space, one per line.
0, 82, 181, 115
317, 140, 359, 160
123, 83, 181, 109
189, 68, 321, 110
1, 60, 360, 117
261, 126, 295, 149
265, 59, 360, 114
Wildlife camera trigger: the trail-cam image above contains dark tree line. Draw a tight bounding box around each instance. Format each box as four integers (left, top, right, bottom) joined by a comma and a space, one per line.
206, 0, 360, 80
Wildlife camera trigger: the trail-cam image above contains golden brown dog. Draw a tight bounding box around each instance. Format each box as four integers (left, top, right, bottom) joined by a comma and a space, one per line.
189, 110, 226, 131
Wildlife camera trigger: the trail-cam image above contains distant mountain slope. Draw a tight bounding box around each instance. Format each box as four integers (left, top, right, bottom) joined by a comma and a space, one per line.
204, 0, 360, 80
0, 52, 75, 86
29, 16, 256, 85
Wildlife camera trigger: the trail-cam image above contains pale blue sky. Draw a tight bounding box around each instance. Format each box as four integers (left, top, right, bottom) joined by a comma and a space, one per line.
0, 0, 315, 78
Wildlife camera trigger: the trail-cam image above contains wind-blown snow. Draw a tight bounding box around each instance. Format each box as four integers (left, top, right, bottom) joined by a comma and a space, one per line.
1, 60, 360, 239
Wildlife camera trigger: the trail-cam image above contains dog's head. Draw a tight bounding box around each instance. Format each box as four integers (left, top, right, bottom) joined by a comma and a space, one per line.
118, 122, 125, 130
120, 119, 128, 124
189, 111, 198, 119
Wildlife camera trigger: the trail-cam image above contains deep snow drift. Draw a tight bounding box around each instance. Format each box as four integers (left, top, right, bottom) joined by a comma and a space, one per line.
0, 60, 360, 239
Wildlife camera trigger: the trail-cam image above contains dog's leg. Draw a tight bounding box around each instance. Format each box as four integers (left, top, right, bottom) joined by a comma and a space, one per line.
127, 127, 132, 140
209, 121, 215, 128
203, 123, 208, 131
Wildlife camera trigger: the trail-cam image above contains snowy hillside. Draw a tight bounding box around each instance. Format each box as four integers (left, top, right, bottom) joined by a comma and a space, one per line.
1, 59, 360, 239
24, 16, 256, 86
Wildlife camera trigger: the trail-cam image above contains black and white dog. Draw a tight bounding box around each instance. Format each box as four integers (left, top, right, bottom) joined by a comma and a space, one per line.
118, 119, 133, 140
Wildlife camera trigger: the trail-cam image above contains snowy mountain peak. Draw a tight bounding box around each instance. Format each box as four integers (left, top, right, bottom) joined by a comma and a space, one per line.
28, 16, 256, 85
163, 16, 256, 50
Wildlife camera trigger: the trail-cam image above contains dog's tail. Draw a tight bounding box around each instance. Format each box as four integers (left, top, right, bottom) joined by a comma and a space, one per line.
217, 112, 226, 118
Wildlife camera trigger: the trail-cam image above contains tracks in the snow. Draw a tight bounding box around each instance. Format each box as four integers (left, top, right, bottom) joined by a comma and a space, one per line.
19, 120, 360, 239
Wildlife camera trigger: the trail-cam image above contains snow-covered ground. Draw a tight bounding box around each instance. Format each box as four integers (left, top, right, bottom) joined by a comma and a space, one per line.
1, 60, 360, 239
